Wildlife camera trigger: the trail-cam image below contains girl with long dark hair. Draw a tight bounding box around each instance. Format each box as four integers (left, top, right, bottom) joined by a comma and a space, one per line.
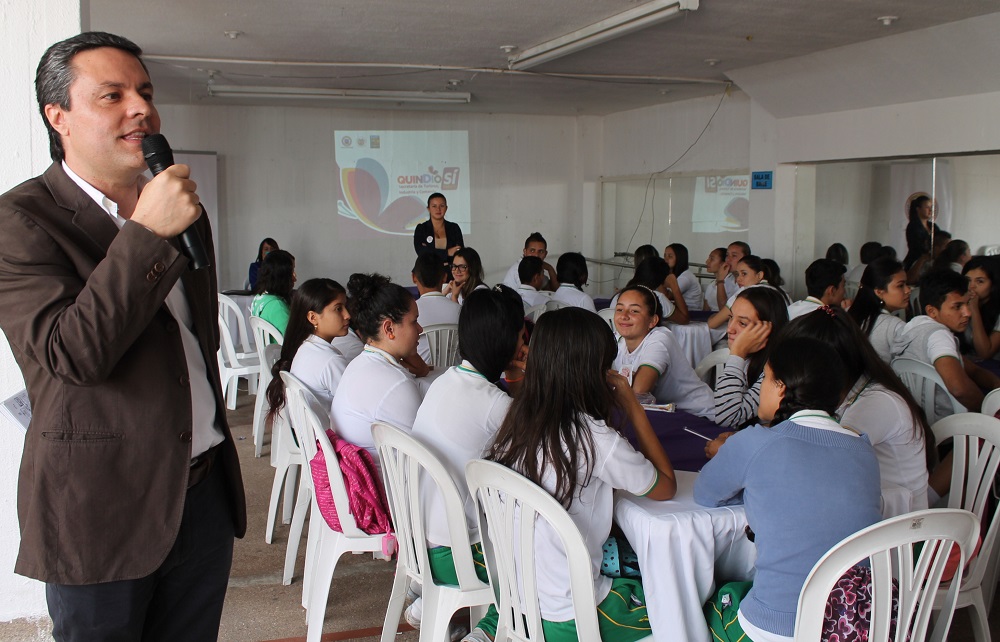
664, 243, 703, 312
963, 255, 1000, 359
443, 246, 487, 305
551, 252, 597, 312
248, 237, 278, 291
702, 247, 729, 311
847, 257, 910, 363
251, 249, 296, 335
696, 335, 881, 642
265, 279, 350, 421
487, 307, 676, 642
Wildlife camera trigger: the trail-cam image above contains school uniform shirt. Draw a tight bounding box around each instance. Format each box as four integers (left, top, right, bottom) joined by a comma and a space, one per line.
786, 296, 824, 320
444, 282, 489, 306
503, 260, 551, 290
516, 283, 550, 310
329, 345, 423, 463
897, 315, 963, 419
609, 291, 675, 325
289, 334, 349, 410
725, 282, 777, 310
411, 362, 512, 547
330, 329, 365, 362
532, 416, 657, 622
613, 327, 715, 419
415, 292, 461, 363
837, 377, 929, 518
869, 312, 906, 363
551, 284, 596, 312
705, 272, 740, 311
673, 269, 704, 311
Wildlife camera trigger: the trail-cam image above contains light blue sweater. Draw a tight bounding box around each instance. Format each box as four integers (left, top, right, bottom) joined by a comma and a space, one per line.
693, 416, 882, 637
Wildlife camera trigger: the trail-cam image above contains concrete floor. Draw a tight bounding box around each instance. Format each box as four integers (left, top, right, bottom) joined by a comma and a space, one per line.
2, 384, 1000, 641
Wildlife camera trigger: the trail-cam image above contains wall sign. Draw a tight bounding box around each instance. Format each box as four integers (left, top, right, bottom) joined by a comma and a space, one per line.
751, 171, 773, 190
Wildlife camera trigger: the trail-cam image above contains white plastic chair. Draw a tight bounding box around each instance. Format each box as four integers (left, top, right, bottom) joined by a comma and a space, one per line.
217, 312, 261, 410
524, 302, 547, 323
794, 508, 979, 642
891, 358, 966, 425
930, 413, 1000, 641
695, 347, 730, 387
597, 307, 615, 330
219, 293, 256, 358
372, 423, 494, 642
261, 360, 301, 552
421, 323, 461, 369
845, 280, 860, 303
279, 372, 328, 591
980, 245, 1000, 257
466, 459, 650, 642
249, 316, 284, 458
545, 299, 568, 312
289, 375, 391, 642
982, 388, 1000, 417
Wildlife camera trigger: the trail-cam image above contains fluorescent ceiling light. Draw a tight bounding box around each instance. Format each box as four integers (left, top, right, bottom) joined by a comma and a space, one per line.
509, 0, 699, 71
207, 85, 472, 105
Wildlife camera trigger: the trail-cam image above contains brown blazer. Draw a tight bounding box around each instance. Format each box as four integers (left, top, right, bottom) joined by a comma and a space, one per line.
0, 163, 247, 585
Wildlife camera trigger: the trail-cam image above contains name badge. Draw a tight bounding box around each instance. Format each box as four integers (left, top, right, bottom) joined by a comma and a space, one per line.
426, 236, 433, 243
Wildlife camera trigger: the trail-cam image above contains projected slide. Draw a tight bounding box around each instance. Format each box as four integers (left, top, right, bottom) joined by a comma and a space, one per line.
335, 131, 470, 238
691, 175, 750, 233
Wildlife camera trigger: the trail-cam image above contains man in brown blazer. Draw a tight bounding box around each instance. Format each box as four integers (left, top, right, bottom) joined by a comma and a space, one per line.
0, 32, 246, 640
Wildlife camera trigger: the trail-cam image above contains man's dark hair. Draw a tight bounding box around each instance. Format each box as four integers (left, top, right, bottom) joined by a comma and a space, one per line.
804, 258, 846, 299
524, 232, 547, 249
412, 253, 446, 289
518, 256, 544, 285
919, 269, 968, 313
859, 241, 882, 264
36, 32, 148, 162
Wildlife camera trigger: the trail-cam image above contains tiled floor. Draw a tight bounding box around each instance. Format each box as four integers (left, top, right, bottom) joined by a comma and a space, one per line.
3, 386, 1000, 641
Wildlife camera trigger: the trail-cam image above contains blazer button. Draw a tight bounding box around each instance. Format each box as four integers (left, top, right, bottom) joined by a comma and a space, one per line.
153, 261, 166, 274
146, 271, 158, 282
179, 374, 190, 386
179, 431, 192, 443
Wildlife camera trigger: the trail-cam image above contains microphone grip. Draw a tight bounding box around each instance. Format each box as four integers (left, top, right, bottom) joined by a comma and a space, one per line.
178, 225, 210, 271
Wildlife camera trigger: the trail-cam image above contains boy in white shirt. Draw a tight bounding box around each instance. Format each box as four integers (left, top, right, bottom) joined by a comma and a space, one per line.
502, 232, 559, 291
412, 254, 461, 362
787, 258, 847, 319
897, 269, 1000, 413
516, 256, 551, 310
712, 241, 749, 310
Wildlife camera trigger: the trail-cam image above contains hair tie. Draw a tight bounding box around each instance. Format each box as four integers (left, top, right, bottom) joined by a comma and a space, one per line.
819, 305, 837, 318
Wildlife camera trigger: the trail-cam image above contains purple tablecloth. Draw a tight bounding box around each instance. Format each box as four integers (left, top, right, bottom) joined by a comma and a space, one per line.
623, 409, 728, 473
976, 358, 1000, 379
688, 310, 714, 323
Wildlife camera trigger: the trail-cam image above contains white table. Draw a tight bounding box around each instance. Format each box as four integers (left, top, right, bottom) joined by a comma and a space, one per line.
664, 321, 713, 369
614, 471, 756, 642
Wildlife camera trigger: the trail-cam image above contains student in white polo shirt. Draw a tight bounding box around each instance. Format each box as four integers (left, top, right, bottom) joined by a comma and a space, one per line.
515, 256, 551, 310
502, 232, 559, 291
550, 252, 597, 312
408, 285, 527, 638
330, 273, 425, 464
412, 254, 461, 363
786, 258, 847, 319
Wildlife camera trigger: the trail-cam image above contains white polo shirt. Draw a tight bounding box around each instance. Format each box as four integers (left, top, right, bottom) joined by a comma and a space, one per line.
551, 284, 596, 312
330, 329, 365, 362
411, 362, 512, 547
330, 345, 423, 463
613, 327, 715, 419
517, 284, 551, 310
290, 334, 348, 410
786, 296, 824, 320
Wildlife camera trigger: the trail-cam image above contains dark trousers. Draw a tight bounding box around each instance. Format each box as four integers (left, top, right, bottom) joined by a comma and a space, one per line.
46, 457, 236, 642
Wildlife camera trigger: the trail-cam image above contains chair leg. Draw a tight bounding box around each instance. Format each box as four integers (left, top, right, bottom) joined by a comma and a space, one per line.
284, 483, 311, 585
226, 375, 238, 410
283, 464, 299, 524
306, 534, 348, 642
252, 387, 267, 457
380, 565, 409, 642
302, 506, 322, 609
967, 594, 992, 642
265, 460, 289, 545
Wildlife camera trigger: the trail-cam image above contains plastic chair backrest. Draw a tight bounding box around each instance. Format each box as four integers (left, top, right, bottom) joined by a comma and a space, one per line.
845, 280, 860, 302
545, 299, 568, 312
372, 422, 488, 592
982, 388, 1000, 418
695, 348, 730, 386
466, 459, 601, 642
524, 303, 547, 323
217, 312, 246, 368
597, 307, 615, 330
219, 293, 254, 353
421, 323, 461, 369
931, 413, 1000, 606
794, 508, 978, 642
891, 358, 966, 424
909, 287, 922, 318
281, 371, 352, 527
980, 245, 1000, 257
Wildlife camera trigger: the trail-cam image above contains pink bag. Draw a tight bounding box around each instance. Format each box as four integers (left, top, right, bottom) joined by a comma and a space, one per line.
310, 429, 396, 556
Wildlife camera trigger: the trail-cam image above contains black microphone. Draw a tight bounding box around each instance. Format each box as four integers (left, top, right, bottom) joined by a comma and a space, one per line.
142, 134, 210, 271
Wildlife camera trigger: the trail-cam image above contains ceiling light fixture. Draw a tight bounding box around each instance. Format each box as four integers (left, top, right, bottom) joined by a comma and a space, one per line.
206, 84, 472, 105
508, 0, 699, 70
877, 16, 898, 27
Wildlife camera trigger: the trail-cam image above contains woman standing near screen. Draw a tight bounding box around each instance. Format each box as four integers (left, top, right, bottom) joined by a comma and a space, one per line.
413, 192, 463, 266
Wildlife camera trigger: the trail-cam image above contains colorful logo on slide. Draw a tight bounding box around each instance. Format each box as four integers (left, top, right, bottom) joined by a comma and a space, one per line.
338, 158, 425, 236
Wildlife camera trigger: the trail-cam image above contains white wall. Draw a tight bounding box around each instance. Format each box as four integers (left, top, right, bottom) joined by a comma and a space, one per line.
157, 105, 585, 290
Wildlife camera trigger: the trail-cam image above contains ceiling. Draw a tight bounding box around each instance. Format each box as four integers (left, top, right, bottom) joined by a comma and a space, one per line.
90, 0, 998, 116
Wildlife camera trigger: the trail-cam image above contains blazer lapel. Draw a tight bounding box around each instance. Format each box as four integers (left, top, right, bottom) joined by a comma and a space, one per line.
44, 164, 121, 255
